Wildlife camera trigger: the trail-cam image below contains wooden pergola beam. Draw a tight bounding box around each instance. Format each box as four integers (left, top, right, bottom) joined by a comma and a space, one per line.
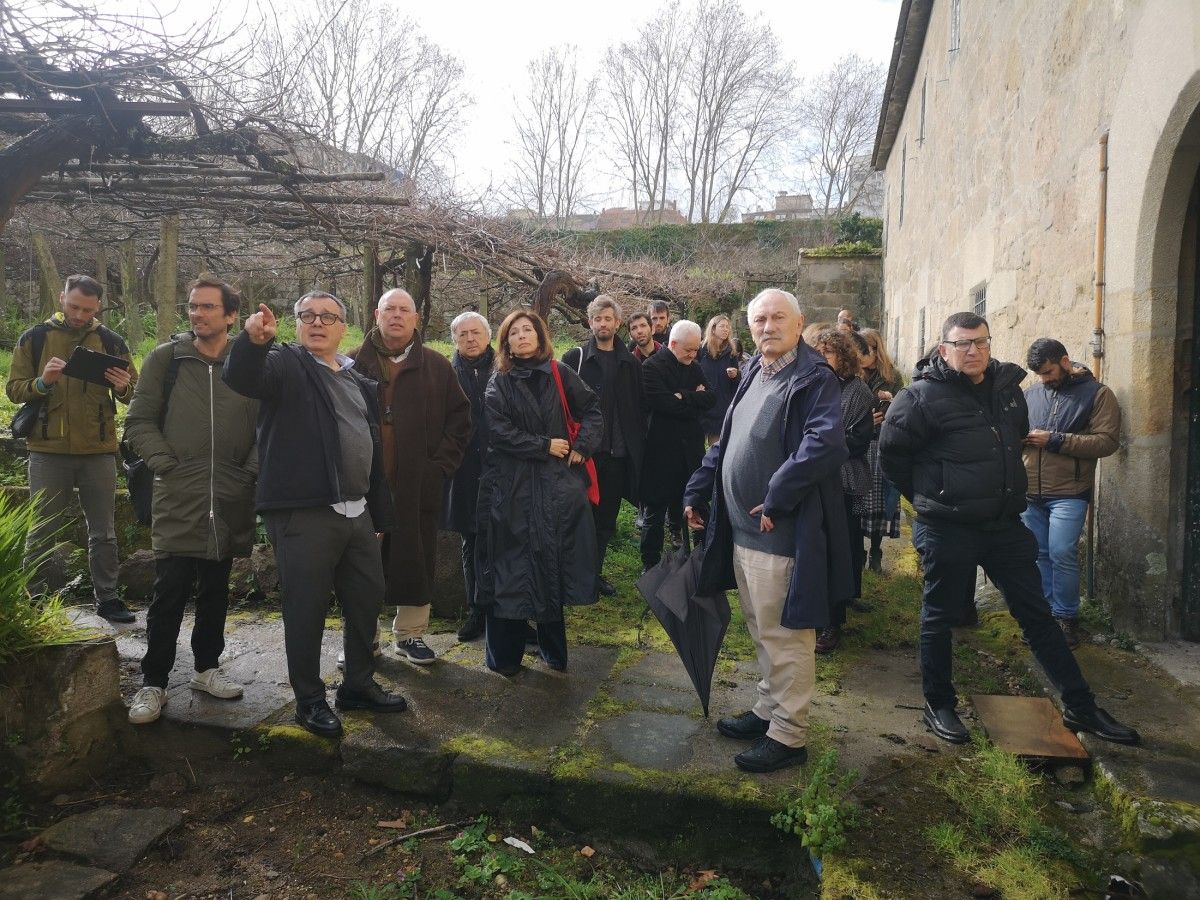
0, 99, 192, 116
30, 181, 411, 206
58, 164, 387, 183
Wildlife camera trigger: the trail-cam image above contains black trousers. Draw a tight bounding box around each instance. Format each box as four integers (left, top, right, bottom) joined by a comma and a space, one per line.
263, 506, 383, 704
141, 555, 234, 689
460, 532, 478, 611
640, 497, 684, 569
912, 518, 1095, 712
484, 613, 567, 671
830, 495, 866, 628
593, 453, 629, 569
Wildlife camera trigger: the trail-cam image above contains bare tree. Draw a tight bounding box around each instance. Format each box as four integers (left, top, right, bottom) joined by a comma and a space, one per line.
600, 2, 688, 224
507, 47, 597, 228
796, 53, 885, 219
259, 0, 470, 190
674, 0, 795, 224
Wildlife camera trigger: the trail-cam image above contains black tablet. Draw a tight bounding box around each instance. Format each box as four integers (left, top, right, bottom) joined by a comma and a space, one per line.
62, 344, 130, 387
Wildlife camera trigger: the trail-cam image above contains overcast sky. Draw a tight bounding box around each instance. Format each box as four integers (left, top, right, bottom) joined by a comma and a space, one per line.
170, 0, 902, 213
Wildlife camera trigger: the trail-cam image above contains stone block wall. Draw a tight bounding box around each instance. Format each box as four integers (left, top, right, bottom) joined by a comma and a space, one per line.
795, 253, 883, 327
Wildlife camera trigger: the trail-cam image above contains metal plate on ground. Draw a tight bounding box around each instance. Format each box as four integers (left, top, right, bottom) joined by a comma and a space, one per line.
971, 695, 1090, 762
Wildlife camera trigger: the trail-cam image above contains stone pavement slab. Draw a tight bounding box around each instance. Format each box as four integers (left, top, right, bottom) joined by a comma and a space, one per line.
0, 860, 117, 899
590, 711, 701, 769
39, 805, 182, 872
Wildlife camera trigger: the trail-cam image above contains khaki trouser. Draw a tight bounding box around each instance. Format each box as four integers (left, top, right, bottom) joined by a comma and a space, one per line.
732, 543, 816, 748
392, 603, 431, 640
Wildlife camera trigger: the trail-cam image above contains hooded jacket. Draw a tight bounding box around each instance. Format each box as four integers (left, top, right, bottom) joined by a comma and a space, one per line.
684, 342, 853, 630
124, 332, 259, 559
879, 355, 1030, 526
1023, 364, 1120, 500
6, 313, 138, 454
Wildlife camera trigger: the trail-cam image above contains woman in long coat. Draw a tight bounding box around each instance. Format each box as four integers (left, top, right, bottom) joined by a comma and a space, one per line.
858, 328, 905, 571
811, 328, 875, 653
697, 314, 744, 444
476, 310, 602, 675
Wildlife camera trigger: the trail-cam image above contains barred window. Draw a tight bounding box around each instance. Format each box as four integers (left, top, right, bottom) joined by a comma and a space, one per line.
917, 307, 926, 358
972, 283, 987, 318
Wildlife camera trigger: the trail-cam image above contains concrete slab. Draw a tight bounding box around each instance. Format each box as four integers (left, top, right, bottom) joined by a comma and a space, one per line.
611, 680, 699, 714
39, 806, 182, 872
590, 711, 701, 769
0, 860, 117, 899
1140, 640, 1200, 690
619, 653, 697, 693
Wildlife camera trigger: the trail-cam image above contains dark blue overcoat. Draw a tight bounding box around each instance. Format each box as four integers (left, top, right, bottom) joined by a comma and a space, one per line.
684, 342, 854, 629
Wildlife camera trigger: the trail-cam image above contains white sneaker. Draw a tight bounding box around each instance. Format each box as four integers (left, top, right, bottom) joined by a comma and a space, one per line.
189, 668, 244, 699
128, 686, 166, 724
336, 640, 383, 671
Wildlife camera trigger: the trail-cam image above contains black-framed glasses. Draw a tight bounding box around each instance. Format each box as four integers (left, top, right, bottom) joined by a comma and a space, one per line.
297, 310, 343, 325
942, 337, 992, 352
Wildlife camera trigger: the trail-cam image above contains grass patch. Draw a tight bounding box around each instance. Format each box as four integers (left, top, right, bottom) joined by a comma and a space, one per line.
0, 495, 94, 663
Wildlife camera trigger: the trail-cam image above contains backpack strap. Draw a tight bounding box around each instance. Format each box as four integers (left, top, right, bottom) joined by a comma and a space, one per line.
157, 354, 183, 430
96, 324, 130, 357
20, 325, 53, 440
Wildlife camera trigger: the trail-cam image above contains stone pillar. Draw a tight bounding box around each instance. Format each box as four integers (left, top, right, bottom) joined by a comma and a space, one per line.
155, 215, 178, 344
120, 240, 142, 349
32, 232, 60, 318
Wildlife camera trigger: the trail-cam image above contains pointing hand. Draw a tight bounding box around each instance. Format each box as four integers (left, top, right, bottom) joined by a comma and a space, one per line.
244, 303, 277, 345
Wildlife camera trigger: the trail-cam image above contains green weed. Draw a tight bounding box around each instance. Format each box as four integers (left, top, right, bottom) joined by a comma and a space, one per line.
771, 748, 860, 858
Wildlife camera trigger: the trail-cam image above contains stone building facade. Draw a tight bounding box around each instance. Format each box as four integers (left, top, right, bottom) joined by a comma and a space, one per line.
873, 0, 1200, 640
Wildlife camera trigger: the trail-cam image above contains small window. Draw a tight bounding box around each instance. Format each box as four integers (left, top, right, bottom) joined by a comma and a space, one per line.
949, 0, 961, 52
918, 78, 927, 145
899, 139, 907, 227
917, 307, 926, 358
972, 283, 987, 318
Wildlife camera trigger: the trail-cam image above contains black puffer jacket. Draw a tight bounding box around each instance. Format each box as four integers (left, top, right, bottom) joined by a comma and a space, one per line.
879, 356, 1029, 526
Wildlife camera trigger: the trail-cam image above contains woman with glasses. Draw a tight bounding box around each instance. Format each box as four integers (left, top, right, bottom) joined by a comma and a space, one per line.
475, 310, 602, 676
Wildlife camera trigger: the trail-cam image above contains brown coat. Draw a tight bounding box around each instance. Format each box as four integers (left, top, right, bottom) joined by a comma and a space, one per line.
350, 330, 471, 606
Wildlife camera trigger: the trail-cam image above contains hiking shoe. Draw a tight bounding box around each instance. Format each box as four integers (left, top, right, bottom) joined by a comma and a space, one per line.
457, 609, 485, 642
1056, 617, 1081, 649
336, 639, 383, 671
128, 686, 166, 725
97, 598, 135, 623
189, 668, 243, 700
815, 626, 841, 654
395, 637, 436, 665
717, 710, 770, 741
735, 737, 807, 773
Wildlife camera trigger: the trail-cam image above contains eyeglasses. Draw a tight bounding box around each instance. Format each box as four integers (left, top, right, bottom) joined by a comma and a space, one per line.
942, 337, 992, 352
297, 310, 344, 326
188, 302, 223, 313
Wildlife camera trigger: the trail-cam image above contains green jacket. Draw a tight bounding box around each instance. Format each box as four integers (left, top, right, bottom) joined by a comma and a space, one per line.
5, 314, 138, 454
123, 333, 259, 559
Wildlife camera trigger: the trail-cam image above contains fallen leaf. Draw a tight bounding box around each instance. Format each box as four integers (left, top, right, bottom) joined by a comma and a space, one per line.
299, 790, 312, 800
376, 818, 410, 829
18, 836, 46, 854
333, 851, 344, 860
504, 836, 535, 854
145, 892, 168, 900
487, 832, 500, 843
688, 870, 718, 891
367, 838, 379, 845
242, 815, 254, 824
579, 845, 595, 858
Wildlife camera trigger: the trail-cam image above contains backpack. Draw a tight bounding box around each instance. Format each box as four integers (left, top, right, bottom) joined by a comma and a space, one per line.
11, 323, 128, 440
119, 352, 182, 527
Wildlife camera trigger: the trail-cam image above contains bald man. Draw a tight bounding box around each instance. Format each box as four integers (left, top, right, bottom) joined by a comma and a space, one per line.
349, 290, 471, 663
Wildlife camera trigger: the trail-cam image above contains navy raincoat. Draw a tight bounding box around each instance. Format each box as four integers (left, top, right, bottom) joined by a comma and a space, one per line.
684, 342, 853, 629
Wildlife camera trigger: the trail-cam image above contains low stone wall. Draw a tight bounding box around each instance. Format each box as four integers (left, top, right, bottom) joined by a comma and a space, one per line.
0, 640, 124, 794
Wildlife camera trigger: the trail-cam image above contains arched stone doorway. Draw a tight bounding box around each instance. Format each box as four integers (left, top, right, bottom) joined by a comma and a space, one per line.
1174, 141, 1200, 639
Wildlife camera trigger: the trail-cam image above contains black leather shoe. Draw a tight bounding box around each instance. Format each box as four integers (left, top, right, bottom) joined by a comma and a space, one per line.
1056, 617, 1080, 649
1063, 706, 1139, 745
457, 610, 485, 642
717, 710, 770, 741
735, 737, 807, 773
923, 702, 970, 744
96, 598, 135, 623
295, 699, 343, 738
597, 576, 617, 597
335, 680, 407, 713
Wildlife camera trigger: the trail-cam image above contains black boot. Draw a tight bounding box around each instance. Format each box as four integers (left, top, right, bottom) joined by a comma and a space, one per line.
868, 548, 883, 573
457, 609, 485, 642
922, 702, 970, 744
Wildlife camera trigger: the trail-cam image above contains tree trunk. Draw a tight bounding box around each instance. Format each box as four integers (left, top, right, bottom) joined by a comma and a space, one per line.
405, 241, 434, 339
94, 246, 108, 322
32, 232, 60, 318
120, 239, 142, 349
362, 243, 380, 331
0, 245, 7, 316
155, 215, 179, 344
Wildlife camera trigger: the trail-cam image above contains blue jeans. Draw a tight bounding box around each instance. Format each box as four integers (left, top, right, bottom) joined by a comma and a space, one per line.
1020, 498, 1089, 619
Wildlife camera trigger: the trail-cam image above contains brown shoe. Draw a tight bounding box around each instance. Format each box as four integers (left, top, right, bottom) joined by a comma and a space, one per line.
815, 627, 841, 654
1056, 617, 1080, 649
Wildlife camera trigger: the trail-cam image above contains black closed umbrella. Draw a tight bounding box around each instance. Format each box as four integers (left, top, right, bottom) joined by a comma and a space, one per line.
637, 529, 731, 716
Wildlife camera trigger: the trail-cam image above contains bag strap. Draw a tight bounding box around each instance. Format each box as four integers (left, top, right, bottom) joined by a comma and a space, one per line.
157, 355, 183, 430
549, 361, 575, 431
575, 345, 583, 375
24, 325, 52, 439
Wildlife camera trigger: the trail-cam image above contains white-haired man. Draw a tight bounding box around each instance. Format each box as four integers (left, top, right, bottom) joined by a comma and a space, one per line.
684, 288, 853, 772
443, 311, 495, 641
349, 289, 471, 664
639, 319, 714, 571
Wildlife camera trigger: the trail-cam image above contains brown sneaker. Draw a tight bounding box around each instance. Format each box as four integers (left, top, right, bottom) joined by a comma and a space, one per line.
815, 627, 841, 654
1056, 617, 1080, 649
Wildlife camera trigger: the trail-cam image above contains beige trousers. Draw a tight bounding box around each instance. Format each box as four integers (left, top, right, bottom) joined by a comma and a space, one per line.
392, 604, 431, 640
732, 543, 817, 748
